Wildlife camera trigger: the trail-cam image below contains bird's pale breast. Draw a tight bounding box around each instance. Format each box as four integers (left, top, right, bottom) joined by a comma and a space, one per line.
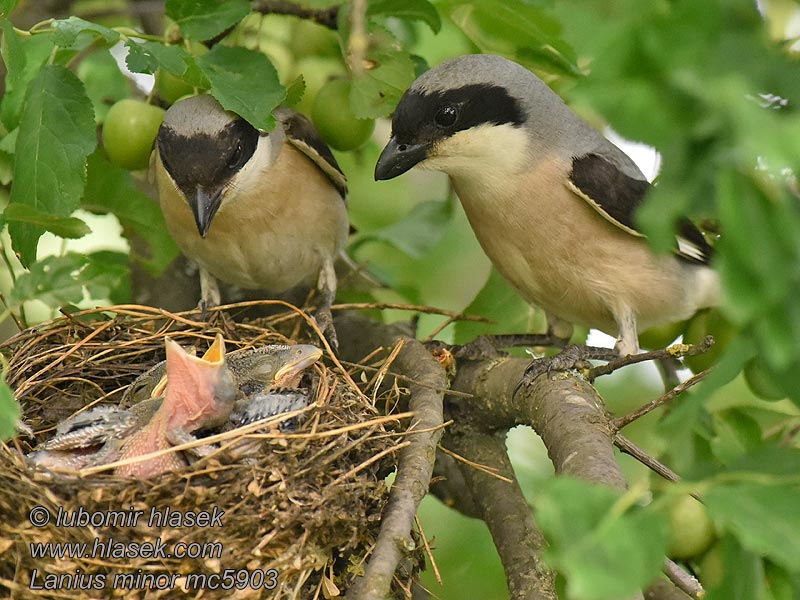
157, 145, 348, 292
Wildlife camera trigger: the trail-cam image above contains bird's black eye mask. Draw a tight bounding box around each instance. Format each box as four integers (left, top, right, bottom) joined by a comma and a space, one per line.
158, 118, 260, 194
390, 83, 525, 146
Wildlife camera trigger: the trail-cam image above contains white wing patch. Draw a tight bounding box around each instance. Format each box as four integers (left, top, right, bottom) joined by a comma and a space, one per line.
565, 179, 644, 238
676, 236, 708, 263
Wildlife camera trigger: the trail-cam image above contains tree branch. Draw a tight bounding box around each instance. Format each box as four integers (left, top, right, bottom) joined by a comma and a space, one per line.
447, 428, 557, 599
450, 357, 627, 488
613, 368, 712, 429
428, 449, 482, 519
338, 317, 446, 600
250, 0, 340, 29
336, 315, 699, 599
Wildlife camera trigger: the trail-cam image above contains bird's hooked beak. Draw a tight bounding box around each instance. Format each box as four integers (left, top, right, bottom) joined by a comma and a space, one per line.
189, 185, 224, 238
374, 137, 429, 181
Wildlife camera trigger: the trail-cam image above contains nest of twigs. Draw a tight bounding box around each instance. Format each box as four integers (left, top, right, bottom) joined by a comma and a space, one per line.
0, 302, 421, 599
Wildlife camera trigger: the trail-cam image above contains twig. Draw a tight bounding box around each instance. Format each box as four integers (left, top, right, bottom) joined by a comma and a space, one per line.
414, 514, 441, 585
333, 302, 490, 322
425, 333, 566, 361
613, 433, 681, 482
663, 558, 704, 599
437, 444, 513, 483
589, 337, 715, 380
0, 292, 24, 332
613, 368, 712, 429
347, 0, 368, 75
251, 0, 340, 29
428, 449, 481, 519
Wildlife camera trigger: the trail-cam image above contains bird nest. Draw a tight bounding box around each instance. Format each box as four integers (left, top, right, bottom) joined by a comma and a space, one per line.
0, 302, 421, 599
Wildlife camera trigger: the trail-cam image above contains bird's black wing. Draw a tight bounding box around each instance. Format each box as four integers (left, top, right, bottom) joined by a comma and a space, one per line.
279, 110, 348, 198
567, 153, 713, 265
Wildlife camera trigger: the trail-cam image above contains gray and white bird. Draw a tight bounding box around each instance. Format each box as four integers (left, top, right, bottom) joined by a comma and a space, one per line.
375, 54, 719, 360
153, 95, 349, 346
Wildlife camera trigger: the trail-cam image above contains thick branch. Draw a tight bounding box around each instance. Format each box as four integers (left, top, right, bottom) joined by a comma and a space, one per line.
450, 358, 627, 489
338, 317, 446, 600
429, 449, 482, 519
337, 316, 696, 599
447, 428, 557, 600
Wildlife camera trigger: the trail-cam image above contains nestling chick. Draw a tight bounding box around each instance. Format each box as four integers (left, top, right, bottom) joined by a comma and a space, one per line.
375, 54, 719, 358
28, 338, 321, 475
115, 334, 236, 478
123, 341, 322, 406
28, 335, 236, 477
153, 95, 349, 346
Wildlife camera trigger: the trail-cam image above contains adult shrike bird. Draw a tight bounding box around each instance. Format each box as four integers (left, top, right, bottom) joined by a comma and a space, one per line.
375, 54, 718, 359
153, 95, 349, 346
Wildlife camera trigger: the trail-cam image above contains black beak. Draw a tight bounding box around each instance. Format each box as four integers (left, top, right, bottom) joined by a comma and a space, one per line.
374, 137, 429, 181
189, 185, 223, 238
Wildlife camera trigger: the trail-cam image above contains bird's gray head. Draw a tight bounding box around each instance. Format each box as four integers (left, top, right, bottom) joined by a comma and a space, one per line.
156, 95, 281, 238
375, 54, 566, 181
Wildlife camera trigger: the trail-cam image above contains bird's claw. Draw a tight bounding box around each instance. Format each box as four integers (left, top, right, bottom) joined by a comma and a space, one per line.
514, 344, 619, 397
314, 306, 338, 352
198, 298, 211, 322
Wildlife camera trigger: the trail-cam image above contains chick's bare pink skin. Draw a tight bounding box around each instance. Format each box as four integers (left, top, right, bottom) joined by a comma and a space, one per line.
116, 336, 236, 478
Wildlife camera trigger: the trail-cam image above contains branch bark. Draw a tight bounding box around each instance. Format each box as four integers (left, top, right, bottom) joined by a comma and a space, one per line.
450, 358, 626, 489
447, 428, 557, 599
250, 0, 340, 29
338, 316, 446, 600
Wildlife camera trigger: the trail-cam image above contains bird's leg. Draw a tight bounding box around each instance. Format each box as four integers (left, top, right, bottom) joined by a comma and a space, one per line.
314, 257, 339, 350
515, 344, 620, 395
198, 268, 237, 334
515, 308, 641, 393
198, 267, 222, 320
613, 305, 640, 357
424, 333, 566, 361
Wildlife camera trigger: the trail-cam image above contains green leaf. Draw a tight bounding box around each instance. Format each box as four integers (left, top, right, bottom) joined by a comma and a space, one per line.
367, 0, 442, 33
536, 478, 668, 600
51, 16, 120, 48
705, 483, 800, 571
350, 47, 416, 119
0, 126, 16, 185
710, 409, 763, 465
76, 50, 129, 123
125, 40, 208, 87
282, 74, 306, 108
705, 533, 766, 600
454, 267, 543, 345
196, 46, 285, 130
353, 198, 454, 259
0, 0, 19, 18
0, 376, 20, 441
764, 561, 800, 600
1, 22, 54, 130
0, 127, 16, 153
165, 0, 250, 41
4, 203, 90, 238
337, 12, 416, 119
82, 151, 179, 276
726, 445, 800, 479
439, 0, 580, 77
8, 65, 96, 266
83, 250, 130, 304
8, 252, 126, 309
